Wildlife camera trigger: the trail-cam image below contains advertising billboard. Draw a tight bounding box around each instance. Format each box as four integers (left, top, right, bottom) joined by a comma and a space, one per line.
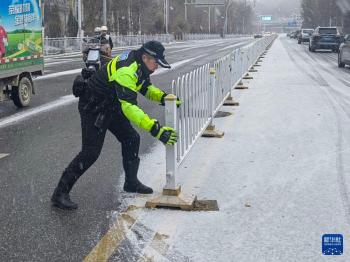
0, 0, 43, 71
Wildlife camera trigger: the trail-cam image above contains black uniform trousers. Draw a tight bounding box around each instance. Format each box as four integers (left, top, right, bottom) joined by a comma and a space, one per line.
62, 95, 140, 187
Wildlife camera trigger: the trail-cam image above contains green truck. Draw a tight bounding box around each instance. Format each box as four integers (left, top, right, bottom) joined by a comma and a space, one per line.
0, 0, 44, 107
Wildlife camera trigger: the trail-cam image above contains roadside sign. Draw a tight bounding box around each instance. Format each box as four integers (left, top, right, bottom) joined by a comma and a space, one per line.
261, 16, 272, 21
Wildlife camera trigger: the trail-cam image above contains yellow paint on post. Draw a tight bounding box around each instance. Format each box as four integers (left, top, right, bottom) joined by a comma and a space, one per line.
83, 213, 137, 262
165, 94, 177, 101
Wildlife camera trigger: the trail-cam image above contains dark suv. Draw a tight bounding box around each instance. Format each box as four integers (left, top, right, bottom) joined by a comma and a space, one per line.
309, 27, 343, 52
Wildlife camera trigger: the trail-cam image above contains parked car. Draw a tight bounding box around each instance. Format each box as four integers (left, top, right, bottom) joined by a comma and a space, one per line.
298, 29, 314, 44
309, 27, 343, 52
338, 34, 350, 68
289, 31, 297, 39
293, 30, 301, 39
254, 34, 263, 39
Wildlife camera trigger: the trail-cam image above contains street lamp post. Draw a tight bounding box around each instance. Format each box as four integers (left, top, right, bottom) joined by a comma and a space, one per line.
203, 7, 211, 34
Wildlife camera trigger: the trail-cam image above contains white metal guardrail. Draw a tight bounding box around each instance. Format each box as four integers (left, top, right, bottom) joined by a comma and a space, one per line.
44, 34, 252, 56
111, 34, 174, 47
163, 35, 277, 193
182, 33, 251, 41
44, 36, 82, 56
44, 34, 174, 56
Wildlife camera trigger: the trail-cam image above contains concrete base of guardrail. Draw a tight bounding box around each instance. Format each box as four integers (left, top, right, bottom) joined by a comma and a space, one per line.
145, 187, 198, 211
215, 111, 233, 118
243, 73, 254, 80
235, 80, 249, 90
145, 191, 219, 211
235, 85, 248, 90
249, 67, 258, 72
223, 96, 239, 106
202, 124, 224, 138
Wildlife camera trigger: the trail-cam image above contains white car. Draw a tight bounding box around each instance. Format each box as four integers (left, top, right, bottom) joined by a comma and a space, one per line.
298, 29, 314, 44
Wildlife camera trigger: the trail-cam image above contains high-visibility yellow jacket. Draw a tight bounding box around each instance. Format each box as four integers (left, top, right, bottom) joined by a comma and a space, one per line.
88, 50, 166, 132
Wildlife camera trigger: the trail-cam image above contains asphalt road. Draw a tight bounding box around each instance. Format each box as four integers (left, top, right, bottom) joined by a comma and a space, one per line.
0, 37, 255, 261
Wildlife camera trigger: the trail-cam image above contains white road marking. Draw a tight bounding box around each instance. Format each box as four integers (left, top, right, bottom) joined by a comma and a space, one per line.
0, 153, 9, 160
217, 41, 250, 51
44, 59, 79, 66
0, 95, 77, 129
36, 68, 82, 80
168, 41, 229, 54
153, 54, 205, 76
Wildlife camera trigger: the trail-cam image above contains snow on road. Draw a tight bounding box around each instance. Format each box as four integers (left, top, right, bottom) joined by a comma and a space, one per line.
108, 36, 350, 261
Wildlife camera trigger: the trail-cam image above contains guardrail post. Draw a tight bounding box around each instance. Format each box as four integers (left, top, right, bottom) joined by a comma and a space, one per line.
202, 68, 224, 138
145, 94, 197, 211
244, 48, 254, 79
224, 54, 239, 106
235, 49, 249, 89
164, 94, 178, 193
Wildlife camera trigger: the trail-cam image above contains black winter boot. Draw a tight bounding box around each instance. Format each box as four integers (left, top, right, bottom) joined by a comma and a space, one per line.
123, 158, 153, 194
51, 171, 78, 210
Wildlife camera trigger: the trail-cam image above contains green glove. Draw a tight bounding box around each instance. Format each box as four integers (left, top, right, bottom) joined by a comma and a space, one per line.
175, 97, 182, 107
150, 121, 178, 145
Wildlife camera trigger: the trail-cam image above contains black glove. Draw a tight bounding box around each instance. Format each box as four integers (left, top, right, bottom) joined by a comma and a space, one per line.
150, 121, 178, 145
72, 75, 87, 97
81, 68, 95, 80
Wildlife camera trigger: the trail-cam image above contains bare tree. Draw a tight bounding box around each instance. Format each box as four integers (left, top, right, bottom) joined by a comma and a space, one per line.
301, 0, 343, 28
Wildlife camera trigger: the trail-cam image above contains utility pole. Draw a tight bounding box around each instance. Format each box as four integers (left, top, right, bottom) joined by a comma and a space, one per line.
224, 0, 233, 36
128, 0, 133, 35
164, 0, 169, 34
242, 0, 247, 34
117, 10, 120, 35
208, 6, 211, 34
78, 0, 82, 38
103, 0, 107, 26
185, 0, 187, 21
138, 13, 141, 34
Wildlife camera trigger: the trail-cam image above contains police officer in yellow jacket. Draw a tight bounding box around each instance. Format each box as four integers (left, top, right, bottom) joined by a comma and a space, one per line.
51, 41, 180, 210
